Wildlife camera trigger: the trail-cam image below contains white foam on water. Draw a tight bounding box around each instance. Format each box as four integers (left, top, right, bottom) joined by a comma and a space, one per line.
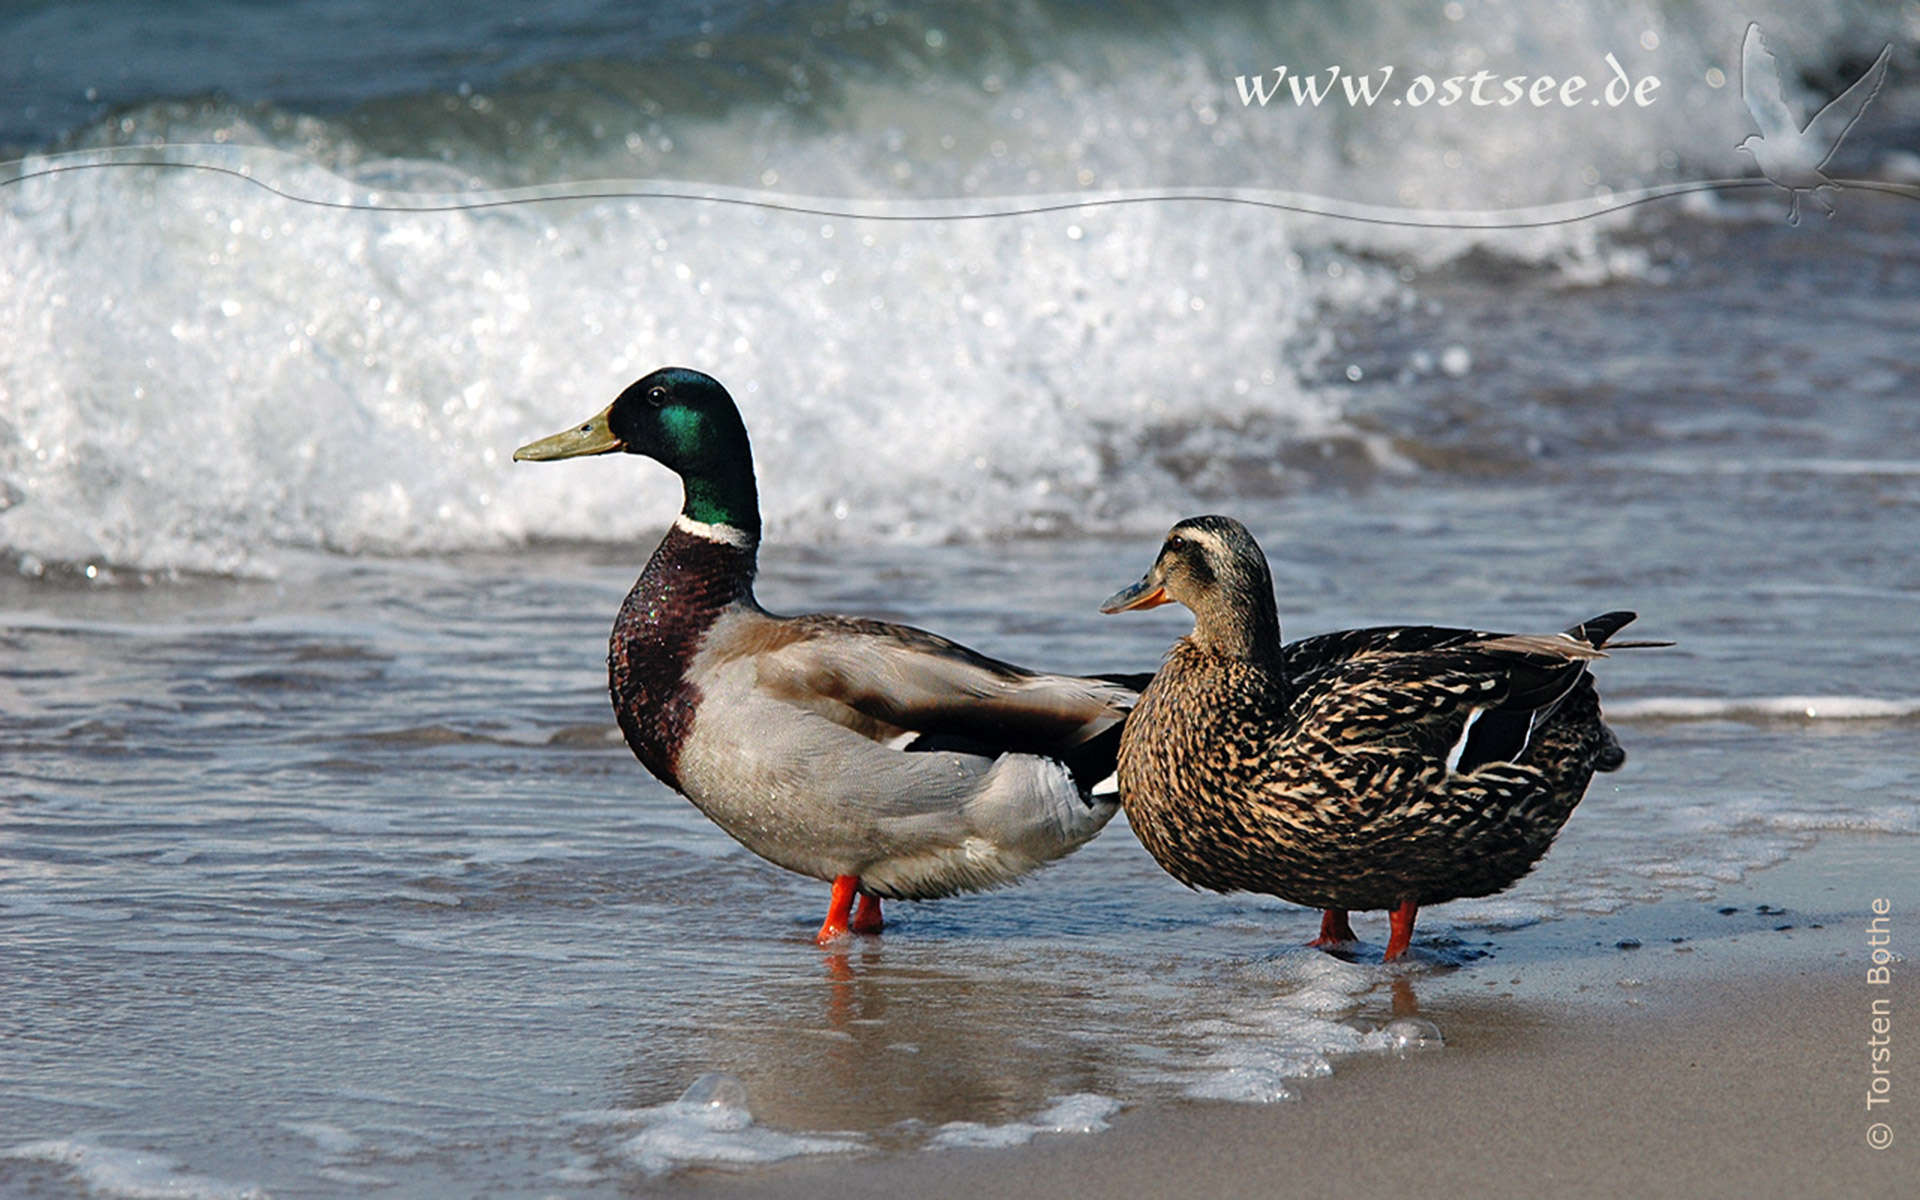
1431, 782, 1920, 924
565, 1073, 865, 1177
1664, 793, 1920, 839
278, 1122, 360, 1156
1138, 950, 1389, 1103
926, 1093, 1123, 1149
0, 142, 1357, 576
2, 1139, 270, 1200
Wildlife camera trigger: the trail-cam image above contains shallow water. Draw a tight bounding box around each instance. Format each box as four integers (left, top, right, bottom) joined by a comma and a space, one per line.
7, 1, 1920, 1195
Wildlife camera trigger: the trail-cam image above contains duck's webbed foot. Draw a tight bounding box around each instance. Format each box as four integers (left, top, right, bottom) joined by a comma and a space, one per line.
1307, 908, 1358, 948
1383, 900, 1420, 961
851, 892, 885, 934
816, 875, 860, 944
817, 875, 885, 943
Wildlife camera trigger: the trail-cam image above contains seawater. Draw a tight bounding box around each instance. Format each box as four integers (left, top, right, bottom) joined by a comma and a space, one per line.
5, 0, 1920, 1196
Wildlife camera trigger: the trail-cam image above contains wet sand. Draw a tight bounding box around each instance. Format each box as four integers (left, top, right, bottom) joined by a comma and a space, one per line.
667, 835, 1917, 1199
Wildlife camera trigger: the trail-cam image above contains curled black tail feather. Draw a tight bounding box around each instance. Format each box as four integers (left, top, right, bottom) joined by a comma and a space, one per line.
1565, 611, 1639, 648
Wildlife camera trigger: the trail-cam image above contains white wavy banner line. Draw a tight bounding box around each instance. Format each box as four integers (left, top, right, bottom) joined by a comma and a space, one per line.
8, 143, 1914, 230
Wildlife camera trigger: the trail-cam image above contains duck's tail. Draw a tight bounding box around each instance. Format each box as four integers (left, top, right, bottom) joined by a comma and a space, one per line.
1566, 610, 1673, 652
1053, 670, 1157, 793
1454, 612, 1664, 774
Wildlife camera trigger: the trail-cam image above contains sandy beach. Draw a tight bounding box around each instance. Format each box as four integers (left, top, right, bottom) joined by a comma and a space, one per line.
670, 835, 1916, 1200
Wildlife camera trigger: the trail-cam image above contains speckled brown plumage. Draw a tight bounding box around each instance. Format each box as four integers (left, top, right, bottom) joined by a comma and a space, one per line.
1106, 515, 1644, 954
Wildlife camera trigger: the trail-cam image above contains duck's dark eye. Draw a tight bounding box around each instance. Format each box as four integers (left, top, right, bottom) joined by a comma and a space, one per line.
646, 386, 668, 406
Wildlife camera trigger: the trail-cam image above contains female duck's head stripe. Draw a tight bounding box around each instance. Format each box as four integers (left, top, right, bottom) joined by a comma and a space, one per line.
674, 512, 756, 548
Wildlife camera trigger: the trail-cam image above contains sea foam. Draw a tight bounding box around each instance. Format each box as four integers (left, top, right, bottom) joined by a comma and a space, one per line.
566, 1073, 865, 1177
3, 1140, 269, 1200
927, 1093, 1123, 1149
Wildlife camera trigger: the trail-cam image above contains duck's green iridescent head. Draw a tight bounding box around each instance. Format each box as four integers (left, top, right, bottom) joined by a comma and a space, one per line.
514, 367, 761, 537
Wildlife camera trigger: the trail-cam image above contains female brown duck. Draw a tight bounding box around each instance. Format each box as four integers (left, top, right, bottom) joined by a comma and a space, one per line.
1104, 515, 1648, 961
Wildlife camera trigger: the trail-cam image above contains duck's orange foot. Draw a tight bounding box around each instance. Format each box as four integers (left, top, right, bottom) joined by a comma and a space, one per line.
851, 892, 884, 935
1382, 900, 1419, 962
816, 875, 884, 943
1306, 908, 1358, 949
815, 874, 861, 944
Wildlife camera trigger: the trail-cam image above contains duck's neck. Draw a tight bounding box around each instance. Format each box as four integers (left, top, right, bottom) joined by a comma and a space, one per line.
649, 458, 763, 607
676, 453, 761, 546
1192, 590, 1285, 667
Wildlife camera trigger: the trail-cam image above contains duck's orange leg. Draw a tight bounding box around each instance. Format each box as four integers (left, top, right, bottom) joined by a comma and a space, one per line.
816, 875, 860, 944
851, 892, 885, 935
1383, 900, 1419, 961
1307, 909, 1357, 948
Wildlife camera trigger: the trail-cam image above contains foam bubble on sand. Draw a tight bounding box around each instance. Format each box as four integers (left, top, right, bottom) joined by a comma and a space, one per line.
1377, 1017, 1445, 1052
566, 1072, 865, 1177
3, 1139, 269, 1200
1180, 1001, 1450, 1102
927, 1094, 1123, 1149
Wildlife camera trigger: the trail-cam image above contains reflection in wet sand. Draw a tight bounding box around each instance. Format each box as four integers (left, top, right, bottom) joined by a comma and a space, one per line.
613, 920, 1453, 1153
636, 942, 1118, 1147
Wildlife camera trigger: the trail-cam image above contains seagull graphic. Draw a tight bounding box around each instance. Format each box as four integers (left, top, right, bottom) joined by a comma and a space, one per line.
1738, 23, 1892, 224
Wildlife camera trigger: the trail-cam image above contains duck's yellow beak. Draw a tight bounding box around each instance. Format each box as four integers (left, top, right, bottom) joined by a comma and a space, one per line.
513, 405, 623, 461
1100, 575, 1170, 613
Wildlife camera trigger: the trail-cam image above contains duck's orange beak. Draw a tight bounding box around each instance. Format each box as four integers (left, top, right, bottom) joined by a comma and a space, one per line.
1100, 575, 1170, 613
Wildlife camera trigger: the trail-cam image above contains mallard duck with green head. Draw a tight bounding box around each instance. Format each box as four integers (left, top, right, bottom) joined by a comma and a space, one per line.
1104, 514, 1649, 961
515, 368, 1143, 943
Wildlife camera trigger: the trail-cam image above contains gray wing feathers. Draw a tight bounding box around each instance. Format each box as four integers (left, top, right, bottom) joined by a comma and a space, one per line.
756, 631, 1134, 747
683, 687, 1115, 897
677, 617, 1128, 898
